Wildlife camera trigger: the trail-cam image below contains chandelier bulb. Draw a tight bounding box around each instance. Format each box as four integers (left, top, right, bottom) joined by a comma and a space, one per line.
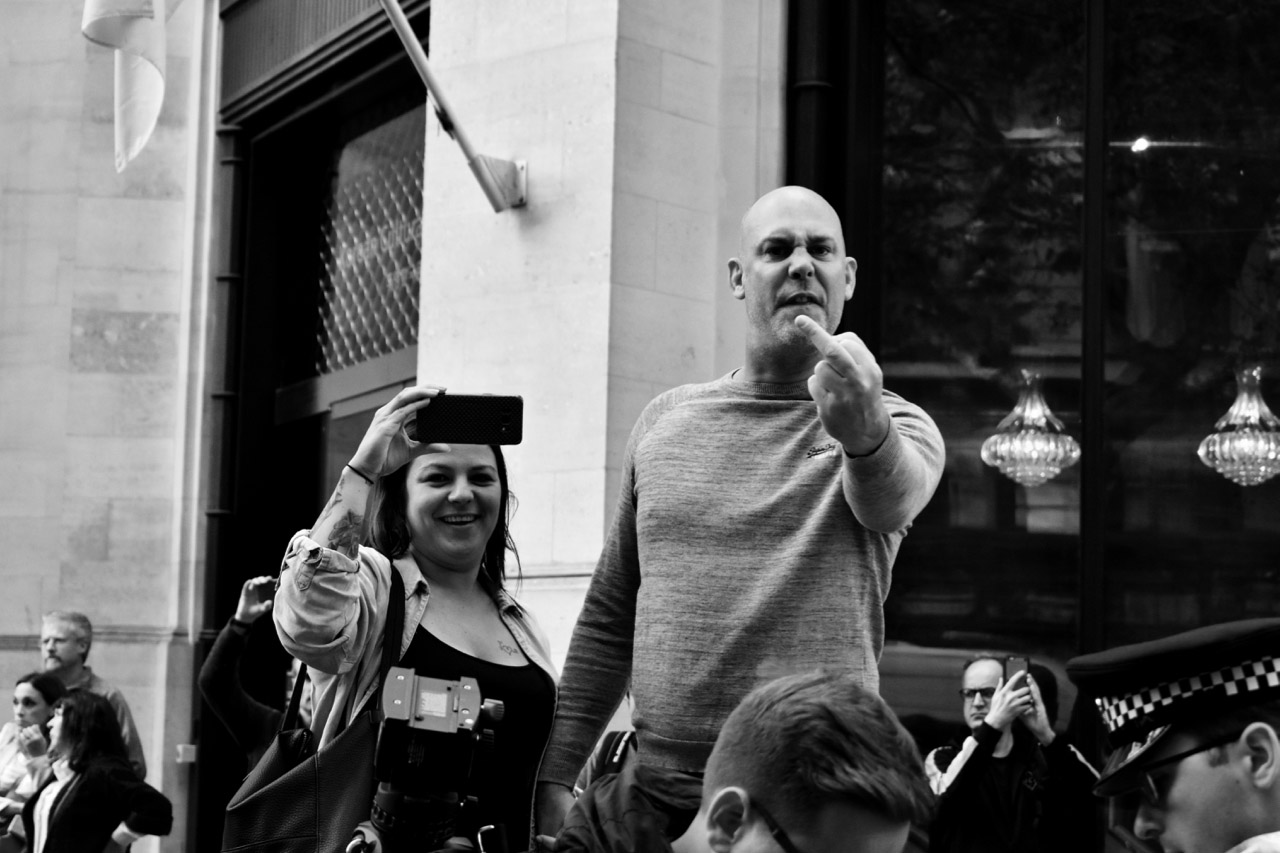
1197, 364, 1280, 487
981, 369, 1081, 487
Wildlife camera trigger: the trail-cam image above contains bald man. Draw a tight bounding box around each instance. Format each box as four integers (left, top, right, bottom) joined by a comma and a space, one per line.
535, 186, 945, 842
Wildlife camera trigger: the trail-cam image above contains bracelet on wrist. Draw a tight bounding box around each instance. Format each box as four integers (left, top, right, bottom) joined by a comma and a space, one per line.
345, 462, 376, 486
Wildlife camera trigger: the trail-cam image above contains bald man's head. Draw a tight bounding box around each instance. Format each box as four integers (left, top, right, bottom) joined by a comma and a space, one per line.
728, 187, 856, 374
738, 186, 847, 256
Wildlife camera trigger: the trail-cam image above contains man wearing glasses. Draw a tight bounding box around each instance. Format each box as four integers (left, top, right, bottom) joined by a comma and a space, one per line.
1068, 617, 1280, 853
542, 669, 934, 853
924, 655, 1098, 852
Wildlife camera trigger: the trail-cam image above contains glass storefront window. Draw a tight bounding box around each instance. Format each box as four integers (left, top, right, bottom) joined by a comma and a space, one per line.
1103, 1, 1280, 646
878, 0, 1086, 667
871, 1, 1280, 759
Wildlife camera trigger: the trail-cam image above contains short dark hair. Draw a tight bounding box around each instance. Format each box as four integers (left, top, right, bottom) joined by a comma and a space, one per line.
52, 689, 129, 773
1179, 698, 1280, 767
15, 671, 68, 708
1028, 662, 1059, 729
367, 445, 521, 593
703, 670, 935, 827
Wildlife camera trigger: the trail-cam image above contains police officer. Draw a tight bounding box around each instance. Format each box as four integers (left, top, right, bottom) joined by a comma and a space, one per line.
1068, 618, 1280, 853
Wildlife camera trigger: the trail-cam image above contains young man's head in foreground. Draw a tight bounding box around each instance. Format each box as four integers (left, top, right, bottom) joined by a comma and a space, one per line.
673, 670, 934, 853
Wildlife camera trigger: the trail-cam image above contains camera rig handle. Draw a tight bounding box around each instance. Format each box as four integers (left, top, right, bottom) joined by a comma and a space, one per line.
368, 668, 508, 853
382, 668, 504, 734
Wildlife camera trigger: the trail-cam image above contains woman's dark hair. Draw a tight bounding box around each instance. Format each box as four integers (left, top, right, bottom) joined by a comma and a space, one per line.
1027, 662, 1059, 729
15, 671, 68, 709
52, 689, 129, 773
368, 444, 521, 592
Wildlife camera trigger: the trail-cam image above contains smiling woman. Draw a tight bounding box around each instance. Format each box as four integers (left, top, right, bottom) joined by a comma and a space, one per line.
273, 384, 557, 853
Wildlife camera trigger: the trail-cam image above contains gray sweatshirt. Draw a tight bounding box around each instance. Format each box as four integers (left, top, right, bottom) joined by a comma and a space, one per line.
539, 371, 945, 784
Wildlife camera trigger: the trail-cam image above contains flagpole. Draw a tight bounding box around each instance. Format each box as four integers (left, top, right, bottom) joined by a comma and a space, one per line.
377, 0, 527, 212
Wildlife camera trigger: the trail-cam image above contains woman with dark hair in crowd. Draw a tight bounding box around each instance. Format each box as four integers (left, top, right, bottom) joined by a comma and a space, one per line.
10, 689, 171, 851
0, 673, 66, 819
275, 385, 557, 851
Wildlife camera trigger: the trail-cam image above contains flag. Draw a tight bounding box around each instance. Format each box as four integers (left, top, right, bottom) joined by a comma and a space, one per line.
81, 0, 174, 172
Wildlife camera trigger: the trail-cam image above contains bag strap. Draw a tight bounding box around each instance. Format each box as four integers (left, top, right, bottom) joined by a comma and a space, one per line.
279, 662, 309, 732
371, 564, 407, 713
589, 730, 636, 778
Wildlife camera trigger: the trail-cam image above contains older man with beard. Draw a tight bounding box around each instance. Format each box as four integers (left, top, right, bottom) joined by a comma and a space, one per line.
40, 611, 146, 779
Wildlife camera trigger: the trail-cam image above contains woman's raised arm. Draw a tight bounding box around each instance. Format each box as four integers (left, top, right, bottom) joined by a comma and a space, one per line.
310, 384, 443, 557
275, 385, 442, 673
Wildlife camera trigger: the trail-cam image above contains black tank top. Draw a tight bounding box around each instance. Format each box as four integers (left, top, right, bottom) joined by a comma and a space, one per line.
400, 624, 555, 846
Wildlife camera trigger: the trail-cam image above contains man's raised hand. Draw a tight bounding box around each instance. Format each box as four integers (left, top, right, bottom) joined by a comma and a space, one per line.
234, 575, 275, 624
795, 315, 890, 456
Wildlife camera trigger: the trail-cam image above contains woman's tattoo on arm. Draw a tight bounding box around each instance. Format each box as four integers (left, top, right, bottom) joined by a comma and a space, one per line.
329, 513, 365, 559
314, 485, 364, 558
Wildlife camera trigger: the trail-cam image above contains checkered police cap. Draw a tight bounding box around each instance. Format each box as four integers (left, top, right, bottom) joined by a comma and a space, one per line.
1067, 618, 1280, 794
1095, 655, 1280, 735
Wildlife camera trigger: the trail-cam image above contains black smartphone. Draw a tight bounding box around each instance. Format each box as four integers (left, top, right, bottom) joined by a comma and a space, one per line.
406, 393, 524, 445
1004, 655, 1032, 682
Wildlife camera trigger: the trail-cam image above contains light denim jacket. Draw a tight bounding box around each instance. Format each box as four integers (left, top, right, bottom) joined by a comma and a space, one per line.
274, 530, 559, 750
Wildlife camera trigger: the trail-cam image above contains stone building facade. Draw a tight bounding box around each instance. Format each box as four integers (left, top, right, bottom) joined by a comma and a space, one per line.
0, 1, 784, 847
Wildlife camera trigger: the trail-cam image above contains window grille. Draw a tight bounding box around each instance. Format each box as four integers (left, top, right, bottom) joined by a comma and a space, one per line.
316, 104, 425, 375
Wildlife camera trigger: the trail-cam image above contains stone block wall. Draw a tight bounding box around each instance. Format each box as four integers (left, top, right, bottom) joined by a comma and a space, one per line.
0, 0, 786, 841
0, 0, 209, 848
415, 0, 784, 668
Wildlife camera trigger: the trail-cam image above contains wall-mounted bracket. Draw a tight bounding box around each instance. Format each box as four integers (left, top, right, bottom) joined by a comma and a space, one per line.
378, 0, 528, 212
470, 156, 527, 211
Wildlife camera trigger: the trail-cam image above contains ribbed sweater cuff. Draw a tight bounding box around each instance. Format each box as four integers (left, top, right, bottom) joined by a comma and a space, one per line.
632, 731, 716, 775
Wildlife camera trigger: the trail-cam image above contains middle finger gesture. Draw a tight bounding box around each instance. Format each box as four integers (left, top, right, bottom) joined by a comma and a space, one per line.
795, 315, 890, 456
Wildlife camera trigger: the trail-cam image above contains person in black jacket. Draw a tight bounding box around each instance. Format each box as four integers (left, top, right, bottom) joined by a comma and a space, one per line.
924, 656, 1098, 853
12, 689, 171, 852
198, 575, 307, 770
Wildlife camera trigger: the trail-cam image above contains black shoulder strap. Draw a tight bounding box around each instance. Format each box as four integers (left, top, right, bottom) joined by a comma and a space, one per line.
280, 664, 308, 732
372, 564, 407, 713
592, 730, 637, 777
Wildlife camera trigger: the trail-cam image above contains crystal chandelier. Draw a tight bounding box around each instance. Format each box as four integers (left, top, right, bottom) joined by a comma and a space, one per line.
981, 369, 1082, 487
1196, 364, 1280, 486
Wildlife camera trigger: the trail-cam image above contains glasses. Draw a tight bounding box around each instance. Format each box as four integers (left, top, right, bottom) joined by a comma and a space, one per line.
753, 799, 809, 853
1129, 730, 1242, 809
958, 687, 996, 701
